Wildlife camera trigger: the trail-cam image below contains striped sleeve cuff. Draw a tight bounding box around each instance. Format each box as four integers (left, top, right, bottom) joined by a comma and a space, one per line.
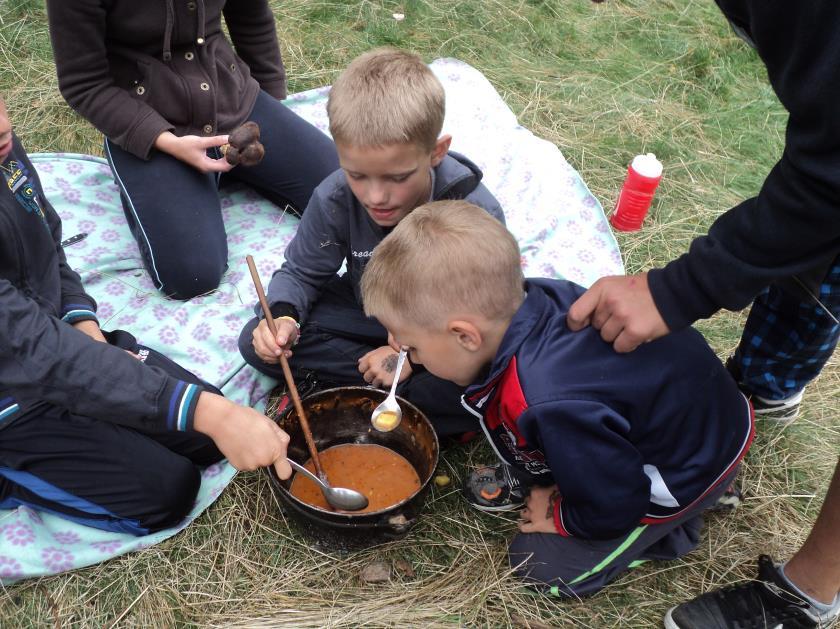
61, 303, 98, 325
0, 397, 20, 427
553, 494, 573, 537
163, 381, 203, 432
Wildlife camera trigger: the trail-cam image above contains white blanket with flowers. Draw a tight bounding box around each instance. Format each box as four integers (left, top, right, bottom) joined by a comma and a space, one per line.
0, 58, 622, 583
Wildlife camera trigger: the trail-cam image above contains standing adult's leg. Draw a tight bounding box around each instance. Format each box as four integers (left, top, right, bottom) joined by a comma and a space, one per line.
664, 458, 840, 628
105, 139, 228, 300
226, 91, 340, 213
731, 258, 839, 409
785, 457, 840, 605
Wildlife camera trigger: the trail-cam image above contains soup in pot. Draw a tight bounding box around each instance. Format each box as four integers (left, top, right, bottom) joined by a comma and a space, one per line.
289, 443, 421, 513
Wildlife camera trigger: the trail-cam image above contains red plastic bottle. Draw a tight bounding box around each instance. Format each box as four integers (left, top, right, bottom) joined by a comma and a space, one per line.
610, 153, 663, 232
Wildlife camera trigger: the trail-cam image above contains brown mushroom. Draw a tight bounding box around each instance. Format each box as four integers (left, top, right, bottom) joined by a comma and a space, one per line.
229, 121, 260, 147
238, 142, 265, 167
222, 121, 265, 167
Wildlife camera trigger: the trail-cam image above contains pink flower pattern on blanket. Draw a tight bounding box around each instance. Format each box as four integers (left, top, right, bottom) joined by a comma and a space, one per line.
2, 58, 622, 584
3, 523, 35, 547
53, 531, 82, 545
91, 541, 123, 554
0, 556, 23, 579
41, 547, 74, 572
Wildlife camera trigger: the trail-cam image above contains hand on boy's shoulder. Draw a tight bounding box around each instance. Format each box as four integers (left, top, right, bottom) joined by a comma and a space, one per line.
358, 345, 412, 389
566, 272, 670, 353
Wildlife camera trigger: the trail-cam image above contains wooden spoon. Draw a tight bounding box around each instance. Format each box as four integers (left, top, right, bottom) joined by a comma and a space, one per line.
245, 255, 326, 481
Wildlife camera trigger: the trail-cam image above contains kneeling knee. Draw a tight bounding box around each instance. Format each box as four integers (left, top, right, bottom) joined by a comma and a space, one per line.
508, 534, 605, 599
141, 459, 201, 532
158, 259, 226, 301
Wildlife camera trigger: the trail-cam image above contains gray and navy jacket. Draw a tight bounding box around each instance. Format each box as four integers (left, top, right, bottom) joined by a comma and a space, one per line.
463, 279, 755, 540
265, 152, 505, 321
0, 135, 203, 433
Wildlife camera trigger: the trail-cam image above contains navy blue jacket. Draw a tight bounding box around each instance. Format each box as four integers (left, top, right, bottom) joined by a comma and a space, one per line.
463, 279, 754, 540
0, 135, 203, 433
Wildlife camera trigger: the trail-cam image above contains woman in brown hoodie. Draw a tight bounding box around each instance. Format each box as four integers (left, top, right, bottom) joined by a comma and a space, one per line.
46, 0, 339, 300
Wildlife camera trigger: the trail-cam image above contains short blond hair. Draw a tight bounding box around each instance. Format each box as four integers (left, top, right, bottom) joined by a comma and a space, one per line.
362, 201, 524, 329
327, 48, 445, 151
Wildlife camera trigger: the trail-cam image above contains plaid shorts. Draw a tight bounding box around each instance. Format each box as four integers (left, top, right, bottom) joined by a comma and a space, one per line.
733, 257, 840, 400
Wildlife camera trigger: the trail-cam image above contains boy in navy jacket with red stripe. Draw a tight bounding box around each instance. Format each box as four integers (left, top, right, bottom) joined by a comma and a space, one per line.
0, 94, 291, 537
361, 200, 754, 597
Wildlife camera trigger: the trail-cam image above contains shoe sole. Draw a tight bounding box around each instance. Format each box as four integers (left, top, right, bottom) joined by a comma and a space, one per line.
465, 499, 525, 513
663, 607, 679, 629
753, 407, 800, 423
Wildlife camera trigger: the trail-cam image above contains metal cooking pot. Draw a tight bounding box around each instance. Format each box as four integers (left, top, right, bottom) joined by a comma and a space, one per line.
265, 386, 439, 550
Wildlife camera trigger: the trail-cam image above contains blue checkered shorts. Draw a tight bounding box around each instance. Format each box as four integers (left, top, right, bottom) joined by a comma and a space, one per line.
733, 257, 840, 400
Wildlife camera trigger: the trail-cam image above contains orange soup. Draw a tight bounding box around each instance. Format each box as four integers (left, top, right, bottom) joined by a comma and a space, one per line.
289, 443, 421, 513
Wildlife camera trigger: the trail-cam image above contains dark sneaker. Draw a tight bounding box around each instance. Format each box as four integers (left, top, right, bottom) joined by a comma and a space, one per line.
265, 370, 325, 419
750, 390, 804, 423
664, 555, 837, 628
725, 356, 803, 423
463, 463, 533, 512
709, 480, 743, 513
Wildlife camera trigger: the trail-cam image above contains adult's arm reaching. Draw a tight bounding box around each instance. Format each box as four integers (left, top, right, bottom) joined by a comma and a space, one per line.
568, 3, 840, 352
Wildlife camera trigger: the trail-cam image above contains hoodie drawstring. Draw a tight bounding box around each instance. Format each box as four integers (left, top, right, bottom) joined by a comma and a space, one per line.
162, 0, 174, 62
197, 0, 206, 45
163, 0, 206, 61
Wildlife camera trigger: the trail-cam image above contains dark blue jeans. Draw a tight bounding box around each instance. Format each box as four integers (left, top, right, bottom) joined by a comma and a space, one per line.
733, 257, 839, 400
105, 91, 339, 300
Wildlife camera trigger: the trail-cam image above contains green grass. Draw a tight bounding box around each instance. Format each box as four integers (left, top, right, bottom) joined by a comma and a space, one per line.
1, 1, 837, 626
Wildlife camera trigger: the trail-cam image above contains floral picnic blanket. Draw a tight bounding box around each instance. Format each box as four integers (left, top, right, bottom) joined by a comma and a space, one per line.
0, 58, 622, 583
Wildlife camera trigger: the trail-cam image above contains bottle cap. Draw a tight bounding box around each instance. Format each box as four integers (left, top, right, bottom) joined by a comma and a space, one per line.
631, 153, 663, 178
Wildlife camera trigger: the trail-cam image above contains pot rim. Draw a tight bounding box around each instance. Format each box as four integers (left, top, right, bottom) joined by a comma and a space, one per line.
267, 386, 440, 520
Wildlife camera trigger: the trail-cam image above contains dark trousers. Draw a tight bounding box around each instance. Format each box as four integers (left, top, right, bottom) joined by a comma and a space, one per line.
238, 277, 479, 436
509, 466, 738, 598
0, 332, 223, 535
105, 91, 339, 300
733, 257, 839, 400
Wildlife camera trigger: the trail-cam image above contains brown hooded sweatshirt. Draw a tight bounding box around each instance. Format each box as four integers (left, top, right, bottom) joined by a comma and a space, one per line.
46, 0, 287, 160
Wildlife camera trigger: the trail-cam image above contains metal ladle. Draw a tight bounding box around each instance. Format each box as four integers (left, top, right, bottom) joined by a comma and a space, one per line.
288, 459, 369, 511
370, 347, 407, 432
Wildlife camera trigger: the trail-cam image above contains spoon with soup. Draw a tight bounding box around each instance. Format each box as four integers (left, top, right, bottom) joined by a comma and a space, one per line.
287, 458, 368, 511
370, 347, 407, 432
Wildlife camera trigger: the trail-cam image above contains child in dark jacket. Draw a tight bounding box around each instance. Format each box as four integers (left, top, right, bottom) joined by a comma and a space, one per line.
361, 200, 755, 598
0, 94, 291, 536
238, 48, 505, 436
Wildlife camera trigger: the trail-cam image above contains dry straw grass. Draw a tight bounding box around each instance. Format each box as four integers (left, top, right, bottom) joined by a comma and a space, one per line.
0, 0, 837, 626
